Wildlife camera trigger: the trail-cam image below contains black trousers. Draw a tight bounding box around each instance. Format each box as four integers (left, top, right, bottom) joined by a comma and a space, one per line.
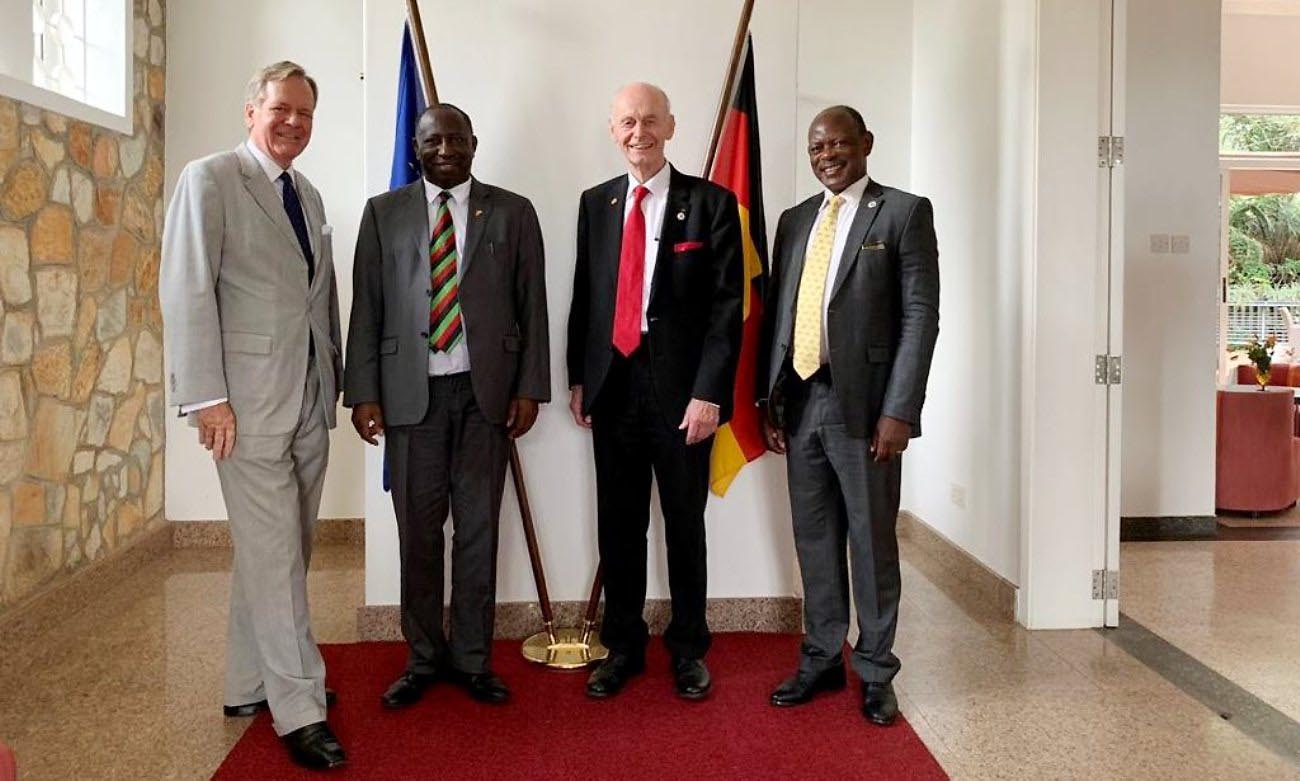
385, 373, 509, 675
591, 346, 712, 661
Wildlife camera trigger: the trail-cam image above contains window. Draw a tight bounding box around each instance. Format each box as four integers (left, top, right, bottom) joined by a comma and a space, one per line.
0, 0, 131, 133
1220, 113, 1300, 154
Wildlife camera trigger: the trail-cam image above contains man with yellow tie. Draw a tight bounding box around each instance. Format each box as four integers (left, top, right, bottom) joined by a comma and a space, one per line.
755, 106, 939, 726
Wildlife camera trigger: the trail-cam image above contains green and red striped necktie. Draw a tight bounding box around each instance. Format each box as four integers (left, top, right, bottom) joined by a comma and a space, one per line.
428, 191, 463, 352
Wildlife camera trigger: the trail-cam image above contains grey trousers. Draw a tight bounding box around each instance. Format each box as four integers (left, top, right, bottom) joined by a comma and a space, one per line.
215, 359, 329, 736
384, 373, 509, 676
784, 378, 903, 684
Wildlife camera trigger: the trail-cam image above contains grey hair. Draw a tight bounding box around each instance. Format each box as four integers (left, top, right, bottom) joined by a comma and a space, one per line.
245, 61, 318, 106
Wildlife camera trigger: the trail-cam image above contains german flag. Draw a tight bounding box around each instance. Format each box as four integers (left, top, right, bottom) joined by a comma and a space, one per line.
708, 35, 768, 496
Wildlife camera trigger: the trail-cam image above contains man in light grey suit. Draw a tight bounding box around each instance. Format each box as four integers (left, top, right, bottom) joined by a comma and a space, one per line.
757, 106, 939, 726
160, 61, 346, 770
345, 104, 549, 709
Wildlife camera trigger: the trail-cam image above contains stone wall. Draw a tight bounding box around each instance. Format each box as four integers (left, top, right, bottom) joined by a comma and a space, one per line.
0, 0, 166, 611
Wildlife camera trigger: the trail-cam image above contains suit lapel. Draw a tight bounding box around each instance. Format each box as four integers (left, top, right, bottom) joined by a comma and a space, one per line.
235, 144, 306, 262
460, 179, 491, 279
404, 181, 431, 288
650, 166, 690, 309
780, 197, 820, 316
828, 179, 885, 302
598, 176, 627, 308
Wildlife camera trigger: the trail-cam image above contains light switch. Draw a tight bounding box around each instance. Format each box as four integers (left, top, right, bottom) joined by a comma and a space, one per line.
1170, 234, 1190, 254
1150, 234, 1170, 253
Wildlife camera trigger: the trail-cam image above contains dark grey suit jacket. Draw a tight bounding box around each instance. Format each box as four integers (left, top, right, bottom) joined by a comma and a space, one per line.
756, 179, 939, 439
344, 178, 550, 426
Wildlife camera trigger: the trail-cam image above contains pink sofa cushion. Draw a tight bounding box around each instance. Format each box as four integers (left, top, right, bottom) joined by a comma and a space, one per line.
0, 740, 14, 781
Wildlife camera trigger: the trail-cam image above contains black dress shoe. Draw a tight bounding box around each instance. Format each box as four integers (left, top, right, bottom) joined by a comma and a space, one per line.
861, 682, 898, 725
585, 653, 644, 698
380, 672, 438, 710
282, 721, 346, 770
673, 657, 712, 700
223, 689, 338, 717
450, 669, 510, 704
769, 665, 846, 707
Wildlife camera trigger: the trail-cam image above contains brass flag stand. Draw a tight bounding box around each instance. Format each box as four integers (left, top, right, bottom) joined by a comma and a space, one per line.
509, 444, 609, 669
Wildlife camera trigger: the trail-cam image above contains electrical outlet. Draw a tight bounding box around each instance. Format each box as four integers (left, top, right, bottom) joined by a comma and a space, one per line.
950, 483, 967, 509
1170, 234, 1190, 254
1150, 234, 1170, 254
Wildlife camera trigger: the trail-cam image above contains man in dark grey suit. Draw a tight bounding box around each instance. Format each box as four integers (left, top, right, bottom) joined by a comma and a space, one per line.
345, 104, 549, 708
161, 61, 345, 770
757, 106, 939, 726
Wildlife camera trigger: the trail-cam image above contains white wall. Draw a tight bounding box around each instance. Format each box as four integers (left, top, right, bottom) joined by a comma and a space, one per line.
902, 0, 1032, 583
1119, 0, 1220, 518
163, 0, 367, 520
795, 1, 913, 195
1222, 11, 1300, 108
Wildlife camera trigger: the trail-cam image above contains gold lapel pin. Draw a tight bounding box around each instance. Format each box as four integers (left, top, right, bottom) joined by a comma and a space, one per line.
610, 197, 619, 206
474, 209, 484, 218
867, 200, 878, 209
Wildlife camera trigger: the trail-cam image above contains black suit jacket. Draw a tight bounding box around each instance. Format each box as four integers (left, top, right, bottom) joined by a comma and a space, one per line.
344, 178, 550, 426
756, 179, 939, 439
567, 166, 743, 425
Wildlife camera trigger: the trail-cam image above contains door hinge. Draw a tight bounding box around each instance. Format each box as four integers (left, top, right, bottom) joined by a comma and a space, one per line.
1098, 136, 1124, 168
1092, 569, 1119, 600
1095, 355, 1122, 385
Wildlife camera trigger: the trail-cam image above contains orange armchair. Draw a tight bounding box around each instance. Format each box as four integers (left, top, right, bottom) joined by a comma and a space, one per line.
1216, 387, 1300, 513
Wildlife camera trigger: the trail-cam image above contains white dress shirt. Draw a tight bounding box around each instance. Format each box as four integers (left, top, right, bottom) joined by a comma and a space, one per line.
180, 140, 308, 415
424, 177, 473, 376
624, 163, 671, 331
805, 173, 871, 363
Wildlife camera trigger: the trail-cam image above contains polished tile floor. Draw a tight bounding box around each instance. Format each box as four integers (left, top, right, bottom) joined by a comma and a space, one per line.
0, 538, 1295, 779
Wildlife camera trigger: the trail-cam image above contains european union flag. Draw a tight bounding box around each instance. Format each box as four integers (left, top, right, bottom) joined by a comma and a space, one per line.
390, 22, 427, 190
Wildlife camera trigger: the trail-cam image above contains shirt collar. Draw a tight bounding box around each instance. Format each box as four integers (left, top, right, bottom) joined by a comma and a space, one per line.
821, 174, 870, 211
245, 139, 291, 183
626, 162, 671, 198
425, 176, 473, 205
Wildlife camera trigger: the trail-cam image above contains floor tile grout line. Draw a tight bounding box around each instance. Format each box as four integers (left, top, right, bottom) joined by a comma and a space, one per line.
1099, 613, 1300, 767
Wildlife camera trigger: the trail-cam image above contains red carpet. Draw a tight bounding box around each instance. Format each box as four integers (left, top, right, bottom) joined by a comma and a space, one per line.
214, 634, 946, 779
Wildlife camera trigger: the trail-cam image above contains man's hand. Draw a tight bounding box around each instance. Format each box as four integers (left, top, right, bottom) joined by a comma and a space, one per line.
679, 398, 720, 446
351, 402, 386, 445
197, 402, 237, 461
507, 398, 539, 438
870, 415, 912, 463
569, 385, 592, 428
762, 417, 786, 454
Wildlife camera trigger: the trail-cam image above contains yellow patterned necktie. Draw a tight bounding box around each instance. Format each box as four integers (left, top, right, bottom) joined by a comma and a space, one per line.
792, 195, 844, 379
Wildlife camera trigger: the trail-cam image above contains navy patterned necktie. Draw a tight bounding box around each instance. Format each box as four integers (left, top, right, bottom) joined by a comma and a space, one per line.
278, 171, 314, 282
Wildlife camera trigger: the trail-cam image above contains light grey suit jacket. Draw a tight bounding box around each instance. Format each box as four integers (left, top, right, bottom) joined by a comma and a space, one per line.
160, 143, 342, 434
757, 179, 939, 439
344, 178, 550, 427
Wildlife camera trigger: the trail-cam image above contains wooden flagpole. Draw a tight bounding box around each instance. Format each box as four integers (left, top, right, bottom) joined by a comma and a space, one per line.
702, 0, 757, 177
402, 0, 605, 669
404, 0, 439, 104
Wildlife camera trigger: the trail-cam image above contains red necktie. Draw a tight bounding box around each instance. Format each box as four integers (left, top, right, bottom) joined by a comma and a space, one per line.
612, 185, 650, 356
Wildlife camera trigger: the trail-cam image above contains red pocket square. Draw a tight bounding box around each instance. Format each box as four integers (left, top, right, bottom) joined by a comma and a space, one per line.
674, 241, 704, 253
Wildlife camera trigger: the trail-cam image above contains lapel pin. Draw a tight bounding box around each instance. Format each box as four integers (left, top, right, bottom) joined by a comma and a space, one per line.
867, 200, 878, 209
474, 209, 484, 218
676, 211, 686, 221
610, 197, 619, 206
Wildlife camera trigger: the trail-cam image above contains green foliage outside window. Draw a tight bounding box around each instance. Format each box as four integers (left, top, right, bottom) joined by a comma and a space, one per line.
1223, 114, 1300, 300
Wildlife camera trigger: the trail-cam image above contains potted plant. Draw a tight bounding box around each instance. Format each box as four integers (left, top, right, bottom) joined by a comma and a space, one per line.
1245, 335, 1278, 389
